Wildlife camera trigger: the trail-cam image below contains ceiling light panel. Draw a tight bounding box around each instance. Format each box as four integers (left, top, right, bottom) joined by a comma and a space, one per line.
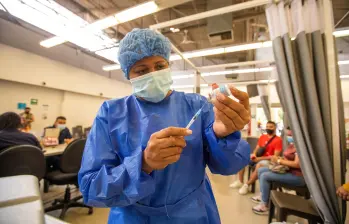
338, 60, 349, 65
40, 1, 159, 48
1, 0, 116, 52
114, 1, 158, 23
103, 64, 121, 71
333, 29, 349, 38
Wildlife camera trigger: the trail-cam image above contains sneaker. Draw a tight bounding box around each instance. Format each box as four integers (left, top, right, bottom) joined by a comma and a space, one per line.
229, 180, 243, 188
252, 203, 269, 215
250, 195, 261, 204
238, 184, 249, 195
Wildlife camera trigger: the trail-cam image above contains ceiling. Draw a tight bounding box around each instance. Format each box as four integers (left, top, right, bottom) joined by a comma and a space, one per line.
0, 0, 348, 86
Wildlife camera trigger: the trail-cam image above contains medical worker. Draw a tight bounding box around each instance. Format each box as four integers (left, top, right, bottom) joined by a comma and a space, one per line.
78, 28, 251, 224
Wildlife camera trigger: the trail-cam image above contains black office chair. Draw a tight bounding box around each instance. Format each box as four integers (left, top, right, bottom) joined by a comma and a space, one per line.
0, 145, 45, 180
83, 127, 91, 138
72, 125, 83, 139
44, 139, 93, 219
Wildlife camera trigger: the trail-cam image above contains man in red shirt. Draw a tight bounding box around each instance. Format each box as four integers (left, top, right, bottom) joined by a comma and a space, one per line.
230, 121, 283, 195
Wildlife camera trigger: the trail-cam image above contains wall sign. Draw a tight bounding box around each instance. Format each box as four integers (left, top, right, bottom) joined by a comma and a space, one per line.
30, 99, 38, 105
17, 103, 26, 109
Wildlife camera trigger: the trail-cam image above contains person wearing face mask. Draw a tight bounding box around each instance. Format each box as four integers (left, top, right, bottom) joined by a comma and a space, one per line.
231, 121, 282, 195
44, 116, 72, 144
251, 128, 305, 215
44, 116, 72, 173
78, 28, 251, 224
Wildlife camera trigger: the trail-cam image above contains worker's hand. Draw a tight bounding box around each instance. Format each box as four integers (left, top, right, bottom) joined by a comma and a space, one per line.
142, 127, 192, 174
337, 186, 349, 201
211, 84, 250, 138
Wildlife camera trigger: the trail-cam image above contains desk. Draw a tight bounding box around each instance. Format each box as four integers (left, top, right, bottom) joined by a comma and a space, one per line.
44, 144, 67, 157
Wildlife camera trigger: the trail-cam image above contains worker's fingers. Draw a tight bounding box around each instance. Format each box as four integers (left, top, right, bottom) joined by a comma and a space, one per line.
212, 98, 240, 120
159, 147, 183, 158
215, 93, 250, 122
156, 127, 192, 138
213, 101, 246, 130
227, 84, 250, 111
156, 136, 186, 149
163, 154, 181, 164
213, 107, 234, 129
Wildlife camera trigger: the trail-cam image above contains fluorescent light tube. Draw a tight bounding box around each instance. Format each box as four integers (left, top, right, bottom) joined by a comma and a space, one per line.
340, 75, 349, 79
184, 48, 225, 59
338, 60, 349, 65
40, 37, 66, 48
40, 1, 158, 48
172, 74, 194, 80
259, 79, 276, 83
172, 84, 208, 89
333, 29, 349, 38
170, 55, 182, 61
225, 42, 263, 53
114, 1, 158, 23
103, 64, 121, 71
87, 16, 119, 31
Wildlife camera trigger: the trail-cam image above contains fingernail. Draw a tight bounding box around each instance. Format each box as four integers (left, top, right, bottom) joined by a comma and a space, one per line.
186, 130, 192, 135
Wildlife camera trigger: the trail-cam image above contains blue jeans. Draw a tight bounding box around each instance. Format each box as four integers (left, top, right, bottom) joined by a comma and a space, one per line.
258, 167, 305, 204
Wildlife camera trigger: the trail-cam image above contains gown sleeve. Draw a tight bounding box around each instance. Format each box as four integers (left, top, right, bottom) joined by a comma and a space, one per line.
201, 98, 251, 175
78, 102, 156, 207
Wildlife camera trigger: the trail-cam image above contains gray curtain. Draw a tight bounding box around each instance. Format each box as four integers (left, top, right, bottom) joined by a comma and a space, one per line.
258, 84, 271, 121
266, 1, 345, 223
276, 82, 289, 150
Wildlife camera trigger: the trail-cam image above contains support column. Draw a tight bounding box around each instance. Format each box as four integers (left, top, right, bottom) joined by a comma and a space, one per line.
194, 71, 201, 94
250, 104, 258, 137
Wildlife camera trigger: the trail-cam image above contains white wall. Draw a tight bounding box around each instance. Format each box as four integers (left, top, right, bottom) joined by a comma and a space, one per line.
0, 44, 131, 98
0, 44, 132, 136
0, 80, 63, 136
61, 91, 105, 130
0, 80, 107, 136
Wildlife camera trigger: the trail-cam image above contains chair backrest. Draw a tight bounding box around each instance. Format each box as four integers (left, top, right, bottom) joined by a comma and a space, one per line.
60, 139, 86, 173
0, 145, 46, 180
72, 126, 83, 139
246, 137, 259, 150
84, 127, 91, 138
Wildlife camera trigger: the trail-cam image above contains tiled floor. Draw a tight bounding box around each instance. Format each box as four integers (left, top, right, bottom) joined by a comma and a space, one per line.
42, 170, 311, 224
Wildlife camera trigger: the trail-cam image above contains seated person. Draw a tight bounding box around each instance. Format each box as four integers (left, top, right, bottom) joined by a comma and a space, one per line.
230, 121, 282, 195
44, 116, 72, 144
44, 116, 72, 172
0, 112, 41, 151
337, 183, 349, 201
251, 129, 305, 215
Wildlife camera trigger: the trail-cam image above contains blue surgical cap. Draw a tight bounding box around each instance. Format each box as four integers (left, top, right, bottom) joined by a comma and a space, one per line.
117, 28, 171, 79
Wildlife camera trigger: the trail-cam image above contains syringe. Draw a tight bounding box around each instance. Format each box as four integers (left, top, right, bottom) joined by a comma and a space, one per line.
185, 103, 206, 129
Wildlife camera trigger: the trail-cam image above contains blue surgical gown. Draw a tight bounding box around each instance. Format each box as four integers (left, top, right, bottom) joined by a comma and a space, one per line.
78, 91, 250, 224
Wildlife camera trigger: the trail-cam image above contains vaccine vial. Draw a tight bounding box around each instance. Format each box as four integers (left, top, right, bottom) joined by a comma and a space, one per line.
208, 84, 233, 101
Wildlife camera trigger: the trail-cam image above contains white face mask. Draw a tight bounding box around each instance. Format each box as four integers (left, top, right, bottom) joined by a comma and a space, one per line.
57, 124, 66, 130
130, 68, 173, 103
